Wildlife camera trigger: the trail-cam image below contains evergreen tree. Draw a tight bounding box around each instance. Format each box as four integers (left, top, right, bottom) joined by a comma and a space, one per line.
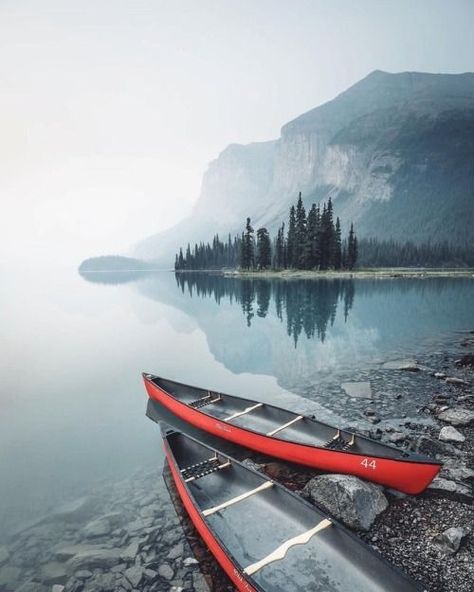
275, 223, 285, 269
295, 192, 307, 268
240, 218, 255, 269
347, 223, 357, 270
256, 227, 272, 269
286, 206, 297, 268
334, 217, 342, 269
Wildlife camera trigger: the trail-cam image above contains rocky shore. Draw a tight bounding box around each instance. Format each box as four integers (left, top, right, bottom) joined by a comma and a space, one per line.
0, 336, 473, 592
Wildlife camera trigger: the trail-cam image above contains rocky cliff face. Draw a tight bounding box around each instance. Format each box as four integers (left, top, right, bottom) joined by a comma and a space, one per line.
135, 70, 474, 264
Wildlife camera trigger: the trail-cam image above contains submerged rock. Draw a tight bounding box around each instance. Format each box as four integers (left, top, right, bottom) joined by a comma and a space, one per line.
437, 407, 474, 426
303, 474, 388, 531
124, 565, 144, 587
439, 426, 466, 443
67, 547, 123, 570
40, 561, 68, 585
341, 381, 372, 399
382, 359, 420, 371
0, 565, 21, 589
15, 582, 49, 592
432, 526, 469, 555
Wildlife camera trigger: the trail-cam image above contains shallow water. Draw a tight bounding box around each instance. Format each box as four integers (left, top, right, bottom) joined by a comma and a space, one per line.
1, 267, 474, 540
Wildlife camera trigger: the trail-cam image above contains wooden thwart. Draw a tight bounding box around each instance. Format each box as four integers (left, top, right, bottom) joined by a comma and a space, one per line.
202, 481, 273, 516
224, 403, 263, 422
266, 415, 303, 437
243, 518, 332, 576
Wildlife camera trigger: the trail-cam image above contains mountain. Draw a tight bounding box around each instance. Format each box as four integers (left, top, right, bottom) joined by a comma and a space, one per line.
135, 70, 474, 264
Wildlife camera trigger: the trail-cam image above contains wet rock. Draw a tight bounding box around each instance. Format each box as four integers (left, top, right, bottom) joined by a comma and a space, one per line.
183, 557, 199, 567
432, 526, 469, 555
382, 359, 420, 371
342, 382, 372, 399
167, 542, 183, 560
74, 570, 93, 580
427, 477, 473, 503
91, 572, 116, 591
82, 512, 122, 538
388, 432, 406, 444
0, 545, 9, 566
434, 372, 447, 379
440, 461, 474, 483
192, 571, 210, 592
157, 563, 174, 580
0, 565, 22, 589
52, 586, 65, 592
456, 354, 474, 367
439, 426, 466, 443
437, 407, 474, 426
40, 561, 68, 585
445, 377, 470, 386
67, 548, 123, 571
120, 540, 139, 562
303, 474, 388, 531
45, 497, 99, 525
124, 565, 144, 587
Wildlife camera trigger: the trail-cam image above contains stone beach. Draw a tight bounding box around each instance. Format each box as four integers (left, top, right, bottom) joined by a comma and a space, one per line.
1, 333, 473, 592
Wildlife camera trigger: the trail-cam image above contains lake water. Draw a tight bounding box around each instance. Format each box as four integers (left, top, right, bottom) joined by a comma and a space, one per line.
1, 266, 474, 544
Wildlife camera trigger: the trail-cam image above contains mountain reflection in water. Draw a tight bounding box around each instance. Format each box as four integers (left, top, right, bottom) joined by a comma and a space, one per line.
175, 273, 355, 345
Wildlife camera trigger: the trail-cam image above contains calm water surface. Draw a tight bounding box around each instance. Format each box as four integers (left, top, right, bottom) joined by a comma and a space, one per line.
1, 266, 474, 538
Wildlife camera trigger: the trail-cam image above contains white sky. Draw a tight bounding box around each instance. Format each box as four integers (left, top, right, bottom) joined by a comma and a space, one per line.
1, 0, 473, 263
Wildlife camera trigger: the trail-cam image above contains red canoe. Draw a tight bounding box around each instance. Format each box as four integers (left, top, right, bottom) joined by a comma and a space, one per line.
144, 374, 441, 494
163, 427, 425, 592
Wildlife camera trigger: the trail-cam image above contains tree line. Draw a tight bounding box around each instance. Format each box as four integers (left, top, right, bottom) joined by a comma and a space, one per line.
175, 193, 358, 271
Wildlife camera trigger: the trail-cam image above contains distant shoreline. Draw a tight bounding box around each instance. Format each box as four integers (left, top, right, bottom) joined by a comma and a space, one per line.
175, 268, 474, 279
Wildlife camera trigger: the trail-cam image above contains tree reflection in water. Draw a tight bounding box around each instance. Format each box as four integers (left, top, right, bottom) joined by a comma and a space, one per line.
175, 273, 355, 346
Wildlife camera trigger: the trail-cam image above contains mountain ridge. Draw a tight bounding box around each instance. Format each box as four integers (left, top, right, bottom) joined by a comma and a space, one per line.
135, 70, 474, 264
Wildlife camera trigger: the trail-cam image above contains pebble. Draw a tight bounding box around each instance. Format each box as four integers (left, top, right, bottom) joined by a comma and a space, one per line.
439, 425, 466, 443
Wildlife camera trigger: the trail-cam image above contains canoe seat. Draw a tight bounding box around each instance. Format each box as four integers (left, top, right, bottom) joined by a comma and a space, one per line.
322, 430, 356, 450
189, 391, 223, 409
182, 455, 231, 483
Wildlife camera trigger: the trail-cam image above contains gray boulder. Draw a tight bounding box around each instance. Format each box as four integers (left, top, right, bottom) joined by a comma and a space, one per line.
439, 426, 466, 443
437, 407, 474, 426
157, 563, 174, 580
427, 477, 473, 503
382, 359, 420, 371
124, 565, 144, 588
432, 526, 469, 555
303, 474, 388, 531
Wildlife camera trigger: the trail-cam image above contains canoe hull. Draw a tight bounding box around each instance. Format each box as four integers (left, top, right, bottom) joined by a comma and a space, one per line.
164, 439, 259, 592
146, 379, 439, 494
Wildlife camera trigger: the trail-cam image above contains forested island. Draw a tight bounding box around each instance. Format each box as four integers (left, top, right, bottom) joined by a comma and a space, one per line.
175, 193, 474, 272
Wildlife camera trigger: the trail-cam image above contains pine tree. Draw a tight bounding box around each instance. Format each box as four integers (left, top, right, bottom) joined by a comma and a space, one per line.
334, 217, 342, 269
347, 223, 357, 270
295, 192, 307, 268
286, 206, 297, 268
256, 227, 272, 269
240, 218, 255, 269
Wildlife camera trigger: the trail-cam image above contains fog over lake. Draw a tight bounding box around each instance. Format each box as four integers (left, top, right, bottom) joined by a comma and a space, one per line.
1, 266, 473, 539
